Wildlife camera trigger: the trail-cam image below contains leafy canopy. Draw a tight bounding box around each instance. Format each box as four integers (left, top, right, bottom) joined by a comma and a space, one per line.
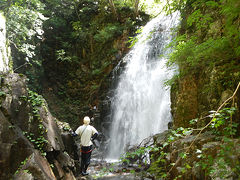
2, 0, 47, 62
165, 0, 240, 88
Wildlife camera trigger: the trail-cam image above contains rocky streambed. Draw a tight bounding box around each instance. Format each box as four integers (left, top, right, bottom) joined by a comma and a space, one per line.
75, 159, 151, 180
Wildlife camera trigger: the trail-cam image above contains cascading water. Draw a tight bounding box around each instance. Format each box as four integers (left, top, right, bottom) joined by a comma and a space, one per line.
107, 12, 179, 159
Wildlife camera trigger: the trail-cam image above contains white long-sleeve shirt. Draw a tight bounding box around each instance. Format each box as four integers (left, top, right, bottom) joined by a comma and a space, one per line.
75, 124, 98, 146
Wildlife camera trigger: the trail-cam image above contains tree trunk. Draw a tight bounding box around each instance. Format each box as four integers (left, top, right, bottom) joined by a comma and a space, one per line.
134, 0, 140, 18
108, 0, 118, 20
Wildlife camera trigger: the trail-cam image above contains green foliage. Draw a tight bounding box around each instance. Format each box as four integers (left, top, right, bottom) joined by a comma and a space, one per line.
188, 107, 239, 178
23, 131, 48, 155
28, 90, 44, 108
14, 156, 30, 175
221, 0, 240, 46
163, 0, 187, 15
166, 0, 240, 89
147, 127, 195, 178
56, 49, 75, 63
0, 91, 6, 97
209, 107, 238, 137
92, 163, 118, 178
4, 0, 47, 62
94, 23, 123, 42
119, 127, 194, 178
187, 8, 213, 30
168, 35, 236, 72
121, 146, 152, 165
148, 147, 170, 179
196, 137, 240, 178
127, 27, 143, 48
26, 90, 48, 155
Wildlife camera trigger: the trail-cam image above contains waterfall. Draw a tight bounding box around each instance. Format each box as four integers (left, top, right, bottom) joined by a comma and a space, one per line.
107, 12, 179, 159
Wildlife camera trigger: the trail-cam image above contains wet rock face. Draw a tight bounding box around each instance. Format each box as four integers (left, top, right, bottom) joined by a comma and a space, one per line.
0, 110, 34, 179
171, 74, 198, 128
0, 73, 77, 179
1, 73, 29, 130
61, 132, 79, 160
0, 73, 64, 152
38, 105, 64, 152
0, 12, 10, 72
171, 67, 240, 129
14, 150, 57, 180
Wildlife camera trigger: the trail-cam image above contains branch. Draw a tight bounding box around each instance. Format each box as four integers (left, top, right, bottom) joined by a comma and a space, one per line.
73, 0, 81, 21
13, 62, 30, 72
108, 0, 118, 20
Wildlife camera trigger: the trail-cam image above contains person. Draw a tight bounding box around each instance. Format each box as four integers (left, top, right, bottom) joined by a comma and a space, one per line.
75, 116, 98, 176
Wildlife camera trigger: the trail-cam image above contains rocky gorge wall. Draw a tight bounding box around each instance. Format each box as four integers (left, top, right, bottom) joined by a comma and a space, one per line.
0, 12, 11, 72
0, 73, 79, 180
171, 70, 240, 128
170, 1, 240, 129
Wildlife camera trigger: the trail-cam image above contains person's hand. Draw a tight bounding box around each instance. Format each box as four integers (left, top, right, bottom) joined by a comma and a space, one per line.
91, 133, 98, 141
71, 131, 77, 137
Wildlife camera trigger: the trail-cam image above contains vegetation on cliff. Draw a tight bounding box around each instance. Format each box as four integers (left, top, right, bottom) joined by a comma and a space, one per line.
167, 0, 240, 128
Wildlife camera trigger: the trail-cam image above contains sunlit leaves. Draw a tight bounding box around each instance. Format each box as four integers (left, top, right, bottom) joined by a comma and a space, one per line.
205, 1, 219, 8
56, 49, 73, 62
187, 9, 213, 29
5, 0, 47, 61
94, 23, 123, 42
209, 107, 238, 136
127, 27, 143, 48
163, 0, 187, 15
166, 0, 240, 82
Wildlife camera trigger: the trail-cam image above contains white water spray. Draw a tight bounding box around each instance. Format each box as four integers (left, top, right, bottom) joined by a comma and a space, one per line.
108, 13, 179, 159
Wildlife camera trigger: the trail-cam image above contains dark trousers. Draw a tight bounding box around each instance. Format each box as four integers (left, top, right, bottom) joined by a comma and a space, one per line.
81, 145, 93, 173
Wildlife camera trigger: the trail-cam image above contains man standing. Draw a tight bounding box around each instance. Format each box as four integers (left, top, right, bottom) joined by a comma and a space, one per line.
75, 116, 98, 176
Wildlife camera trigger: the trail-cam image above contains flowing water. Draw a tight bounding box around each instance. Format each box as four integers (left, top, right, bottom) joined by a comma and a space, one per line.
107, 12, 179, 159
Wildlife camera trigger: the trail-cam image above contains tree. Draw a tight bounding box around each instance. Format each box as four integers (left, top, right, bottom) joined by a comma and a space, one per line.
108, 0, 118, 20
2, 0, 47, 62
107, 0, 142, 19
134, 0, 140, 17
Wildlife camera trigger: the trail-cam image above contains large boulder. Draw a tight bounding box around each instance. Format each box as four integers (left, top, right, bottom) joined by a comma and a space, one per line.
150, 131, 240, 179
0, 73, 77, 179
1, 73, 64, 152
13, 150, 57, 180
39, 104, 64, 152
0, 110, 34, 179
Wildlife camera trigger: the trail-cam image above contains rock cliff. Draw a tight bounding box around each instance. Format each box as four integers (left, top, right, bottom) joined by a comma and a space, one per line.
0, 73, 77, 179
0, 12, 11, 72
